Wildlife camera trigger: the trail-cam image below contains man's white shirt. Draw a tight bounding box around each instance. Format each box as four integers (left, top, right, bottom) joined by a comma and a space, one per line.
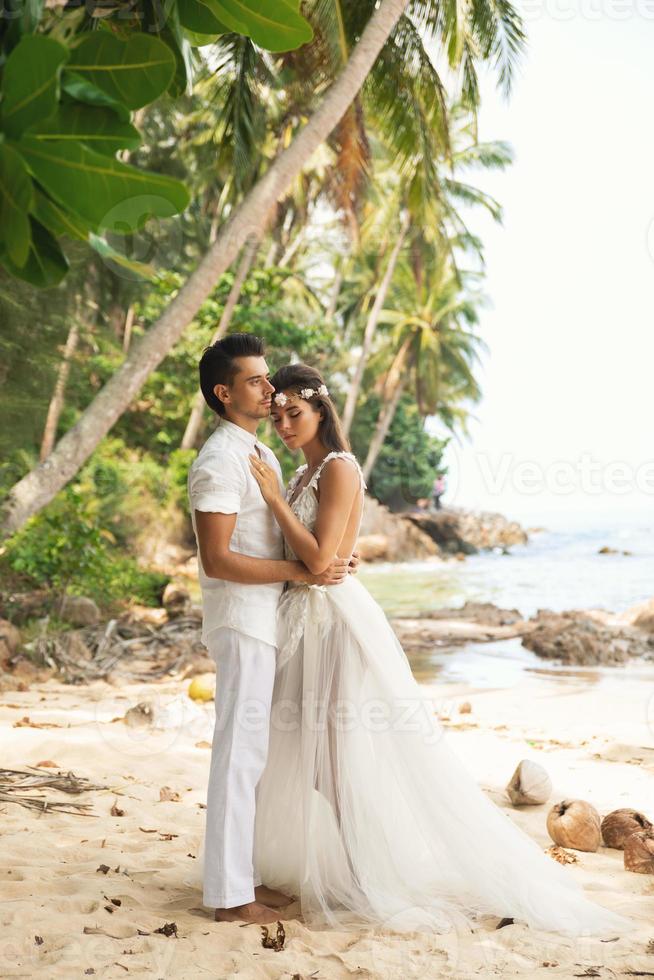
187, 418, 285, 647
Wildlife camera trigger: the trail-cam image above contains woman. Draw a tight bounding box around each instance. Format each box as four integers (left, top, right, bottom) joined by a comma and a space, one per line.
248, 363, 636, 938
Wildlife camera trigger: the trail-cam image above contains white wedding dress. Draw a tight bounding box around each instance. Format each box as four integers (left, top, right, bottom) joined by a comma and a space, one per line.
253, 451, 636, 937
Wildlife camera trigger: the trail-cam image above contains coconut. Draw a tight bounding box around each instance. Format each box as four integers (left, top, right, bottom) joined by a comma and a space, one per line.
624, 829, 654, 874
601, 808, 653, 850
506, 760, 552, 806
546, 799, 601, 852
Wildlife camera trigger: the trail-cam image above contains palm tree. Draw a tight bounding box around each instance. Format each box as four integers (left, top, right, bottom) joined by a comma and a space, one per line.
361, 255, 485, 481
1, 0, 524, 537
341, 101, 511, 437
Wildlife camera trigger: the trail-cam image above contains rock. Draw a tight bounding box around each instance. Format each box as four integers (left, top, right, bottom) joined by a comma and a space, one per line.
123, 702, 155, 728
355, 535, 389, 561
162, 583, 192, 618
181, 655, 216, 679
66, 631, 93, 662
0, 590, 50, 624
426, 601, 524, 627
521, 608, 654, 665
357, 496, 439, 563
627, 596, 654, 634
0, 619, 21, 654
0, 619, 22, 667
123, 605, 168, 626
61, 595, 100, 627
404, 507, 528, 554
391, 616, 524, 651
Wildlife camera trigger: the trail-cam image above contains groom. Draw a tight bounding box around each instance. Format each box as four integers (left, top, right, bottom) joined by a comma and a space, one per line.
188, 332, 352, 925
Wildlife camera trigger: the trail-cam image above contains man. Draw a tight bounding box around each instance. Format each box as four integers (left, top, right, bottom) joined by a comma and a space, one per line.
188, 333, 352, 925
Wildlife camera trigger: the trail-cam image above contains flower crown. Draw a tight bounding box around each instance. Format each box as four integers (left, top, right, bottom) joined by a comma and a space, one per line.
274, 384, 328, 407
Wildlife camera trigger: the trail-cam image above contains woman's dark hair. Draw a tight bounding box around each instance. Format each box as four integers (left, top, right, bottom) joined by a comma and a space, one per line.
199, 332, 265, 416
270, 363, 351, 454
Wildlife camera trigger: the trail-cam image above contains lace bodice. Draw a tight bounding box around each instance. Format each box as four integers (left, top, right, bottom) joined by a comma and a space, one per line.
283, 451, 367, 561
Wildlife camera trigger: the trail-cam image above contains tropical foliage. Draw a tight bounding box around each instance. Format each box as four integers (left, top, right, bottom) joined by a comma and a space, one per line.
0, 0, 525, 611
0, 0, 313, 286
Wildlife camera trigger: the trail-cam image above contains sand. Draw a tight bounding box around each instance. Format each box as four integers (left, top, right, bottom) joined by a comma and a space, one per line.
1, 661, 653, 979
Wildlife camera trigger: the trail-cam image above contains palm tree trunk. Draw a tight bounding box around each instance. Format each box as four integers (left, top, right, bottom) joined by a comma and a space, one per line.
122, 305, 135, 353
39, 317, 80, 462
362, 377, 406, 482
326, 265, 343, 322
0, 0, 409, 540
180, 232, 261, 450
341, 208, 410, 436
362, 337, 412, 481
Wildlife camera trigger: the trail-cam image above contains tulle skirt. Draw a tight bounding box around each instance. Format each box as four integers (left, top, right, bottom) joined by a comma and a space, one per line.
253, 575, 637, 937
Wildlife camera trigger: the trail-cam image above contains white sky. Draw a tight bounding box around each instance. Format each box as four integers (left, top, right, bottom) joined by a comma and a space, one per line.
428, 6, 654, 527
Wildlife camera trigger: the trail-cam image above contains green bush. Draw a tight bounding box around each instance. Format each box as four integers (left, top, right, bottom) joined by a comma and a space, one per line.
349, 393, 449, 510
2, 484, 168, 608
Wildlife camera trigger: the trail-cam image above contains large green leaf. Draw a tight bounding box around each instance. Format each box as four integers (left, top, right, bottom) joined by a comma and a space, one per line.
30, 188, 91, 241
1, 218, 69, 287
200, 0, 313, 50
17, 138, 190, 232
88, 233, 157, 280
1, 35, 69, 137
177, 0, 230, 36
28, 105, 141, 156
66, 33, 176, 110
0, 144, 34, 266
61, 73, 132, 122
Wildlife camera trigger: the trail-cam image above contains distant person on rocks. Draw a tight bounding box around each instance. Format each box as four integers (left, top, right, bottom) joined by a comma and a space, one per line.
431, 473, 446, 510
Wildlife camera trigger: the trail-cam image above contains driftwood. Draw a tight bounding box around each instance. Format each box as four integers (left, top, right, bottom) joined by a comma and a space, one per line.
0, 766, 110, 816
26, 614, 205, 683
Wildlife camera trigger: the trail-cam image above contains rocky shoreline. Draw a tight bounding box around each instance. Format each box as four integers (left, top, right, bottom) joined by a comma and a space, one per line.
2, 590, 654, 692
357, 497, 529, 562
391, 597, 654, 666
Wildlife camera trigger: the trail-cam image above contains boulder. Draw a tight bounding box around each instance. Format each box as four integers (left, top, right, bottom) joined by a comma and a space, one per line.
355, 535, 390, 562
627, 597, 654, 634
0, 619, 22, 667
357, 496, 439, 563
61, 595, 100, 627
162, 583, 192, 618
521, 609, 654, 665
404, 507, 528, 554
426, 601, 524, 627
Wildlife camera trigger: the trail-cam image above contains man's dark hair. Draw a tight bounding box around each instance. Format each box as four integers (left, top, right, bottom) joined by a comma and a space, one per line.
199, 333, 265, 416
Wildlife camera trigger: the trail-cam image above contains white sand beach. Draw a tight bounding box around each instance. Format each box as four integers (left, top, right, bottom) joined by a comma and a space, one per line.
1, 653, 652, 979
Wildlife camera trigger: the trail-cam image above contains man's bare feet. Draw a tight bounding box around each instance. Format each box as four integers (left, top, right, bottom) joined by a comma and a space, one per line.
254, 884, 294, 908
214, 901, 279, 924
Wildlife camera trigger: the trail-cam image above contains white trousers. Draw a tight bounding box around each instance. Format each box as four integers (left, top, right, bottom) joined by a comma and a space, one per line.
203, 627, 277, 908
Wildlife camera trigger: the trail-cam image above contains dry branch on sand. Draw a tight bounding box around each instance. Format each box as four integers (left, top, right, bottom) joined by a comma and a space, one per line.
0, 766, 110, 816
26, 614, 207, 683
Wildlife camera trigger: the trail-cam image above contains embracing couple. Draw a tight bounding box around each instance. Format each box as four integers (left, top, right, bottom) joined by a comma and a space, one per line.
187, 332, 635, 938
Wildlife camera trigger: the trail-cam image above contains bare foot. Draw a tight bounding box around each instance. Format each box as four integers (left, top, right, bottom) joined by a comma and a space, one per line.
214, 901, 279, 924
254, 885, 294, 908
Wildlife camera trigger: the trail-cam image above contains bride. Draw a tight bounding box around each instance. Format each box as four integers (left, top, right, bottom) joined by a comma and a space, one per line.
247, 362, 636, 938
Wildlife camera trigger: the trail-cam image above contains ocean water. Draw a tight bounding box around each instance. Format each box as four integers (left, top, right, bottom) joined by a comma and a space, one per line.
358, 513, 654, 686
359, 515, 654, 620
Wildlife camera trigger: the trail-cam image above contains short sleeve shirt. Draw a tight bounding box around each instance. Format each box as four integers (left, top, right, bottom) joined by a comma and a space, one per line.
187, 418, 285, 647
